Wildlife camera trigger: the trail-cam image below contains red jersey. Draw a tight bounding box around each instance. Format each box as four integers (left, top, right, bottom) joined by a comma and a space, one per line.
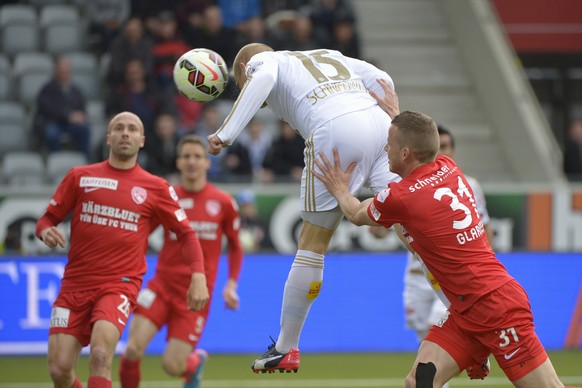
42, 161, 201, 292
156, 183, 243, 292
368, 155, 513, 313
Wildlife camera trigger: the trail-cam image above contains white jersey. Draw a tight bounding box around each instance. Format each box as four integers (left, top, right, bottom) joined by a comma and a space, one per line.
215, 49, 394, 143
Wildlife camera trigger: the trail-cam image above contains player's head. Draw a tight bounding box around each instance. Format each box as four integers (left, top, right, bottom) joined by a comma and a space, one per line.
176, 135, 210, 183
233, 43, 274, 89
437, 124, 455, 158
387, 111, 439, 176
106, 111, 145, 161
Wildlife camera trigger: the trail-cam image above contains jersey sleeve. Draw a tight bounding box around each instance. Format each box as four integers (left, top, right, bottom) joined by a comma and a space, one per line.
343, 56, 395, 97
222, 196, 243, 281
367, 186, 406, 228
215, 53, 279, 145
45, 168, 78, 219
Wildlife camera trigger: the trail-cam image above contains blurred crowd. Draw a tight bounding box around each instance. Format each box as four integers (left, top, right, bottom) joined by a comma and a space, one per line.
19, 0, 362, 184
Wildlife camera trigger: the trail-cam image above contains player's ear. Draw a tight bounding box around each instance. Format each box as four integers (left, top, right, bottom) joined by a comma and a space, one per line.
140, 135, 145, 149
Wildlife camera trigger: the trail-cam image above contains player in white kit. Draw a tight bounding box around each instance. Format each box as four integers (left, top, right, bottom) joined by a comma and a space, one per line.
207, 43, 400, 373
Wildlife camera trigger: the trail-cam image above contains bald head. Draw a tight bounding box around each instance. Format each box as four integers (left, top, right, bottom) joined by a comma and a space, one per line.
233, 43, 274, 89
108, 111, 144, 134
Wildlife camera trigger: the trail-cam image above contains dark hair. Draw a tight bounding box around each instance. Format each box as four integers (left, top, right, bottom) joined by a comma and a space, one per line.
437, 124, 455, 149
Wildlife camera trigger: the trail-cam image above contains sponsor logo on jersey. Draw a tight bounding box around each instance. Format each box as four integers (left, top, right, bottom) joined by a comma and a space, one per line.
80, 177, 118, 190
435, 311, 450, 328
206, 200, 221, 217
50, 307, 70, 328
131, 186, 147, 204
169, 186, 179, 201
179, 198, 194, 209
408, 164, 456, 192
175, 208, 187, 222
191, 220, 219, 240
376, 189, 390, 203
369, 202, 381, 221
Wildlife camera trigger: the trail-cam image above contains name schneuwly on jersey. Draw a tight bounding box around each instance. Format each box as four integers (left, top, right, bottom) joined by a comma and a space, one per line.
306, 79, 366, 105
79, 201, 141, 232
79, 177, 118, 190
408, 164, 457, 193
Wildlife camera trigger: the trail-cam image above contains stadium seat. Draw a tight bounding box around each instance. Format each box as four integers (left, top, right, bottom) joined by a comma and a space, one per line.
0, 54, 10, 100
68, 52, 100, 99
13, 52, 54, 105
29, 0, 69, 6
1, 24, 40, 56
44, 23, 83, 55
0, 4, 36, 26
0, 102, 29, 156
46, 151, 87, 184
1, 152, 45, 186
39, 4, 79, 26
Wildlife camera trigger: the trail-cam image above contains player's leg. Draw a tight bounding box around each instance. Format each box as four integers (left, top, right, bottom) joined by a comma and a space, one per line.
88, 287, 136, 387
512, 358, 564, 388
405, 340, 460, 388
48, 291, 92, 388
48, 333, 84, 388
120, 280, 170, 388
119, 315, 159, 388
163, 306, 209, 388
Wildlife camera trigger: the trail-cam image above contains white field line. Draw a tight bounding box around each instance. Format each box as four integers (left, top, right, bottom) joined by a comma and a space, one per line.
1, 376, 582, 388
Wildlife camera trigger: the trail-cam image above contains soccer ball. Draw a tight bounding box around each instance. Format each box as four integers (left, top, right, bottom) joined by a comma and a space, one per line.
173, 48, 229, 102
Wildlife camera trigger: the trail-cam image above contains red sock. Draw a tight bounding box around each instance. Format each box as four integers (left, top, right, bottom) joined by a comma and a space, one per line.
87, 376, 111, 388
182, 352, 200, 380
119, 356, 141, 388
70, 376, 83, 388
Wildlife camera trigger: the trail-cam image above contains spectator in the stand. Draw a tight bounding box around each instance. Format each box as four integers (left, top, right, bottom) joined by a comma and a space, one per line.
261, 121, 305, 183
273, 13, 321, 51
309, 0, 357, 47
129, 0, 180, 34
87, 0, 131, 54
34, 57, 91, 159
175, 0, 211, 34
106, 59, 174, 135
151, 11, 191, 90
184, 5, 238, 67
235, 189, 266, 252
217, 0, 262, 32
223, 142, 252, 182
194, 103, 226, 180
563, 119, 582, 181
106, 17, 154, 87
330, 9, 360, 58
236, 117, 272, 180
144, 113, 180, 181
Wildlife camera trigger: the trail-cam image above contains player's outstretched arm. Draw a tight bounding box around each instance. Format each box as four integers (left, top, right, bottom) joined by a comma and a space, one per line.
312, 148, 379, 227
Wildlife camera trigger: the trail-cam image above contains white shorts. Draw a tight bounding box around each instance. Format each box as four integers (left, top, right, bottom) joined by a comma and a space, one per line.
301, 105, 400, 228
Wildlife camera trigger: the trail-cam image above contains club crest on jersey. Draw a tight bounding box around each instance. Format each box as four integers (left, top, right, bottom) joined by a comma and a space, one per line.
169, 186, 179, 201
205, 200, 221, 216
376, 188, 390, 203
131, 186, 147, 204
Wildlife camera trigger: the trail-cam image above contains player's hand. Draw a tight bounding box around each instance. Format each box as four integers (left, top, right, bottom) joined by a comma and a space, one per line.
207, 134, 226, 155
39, 227, 66, 249
370, 79, 399, 118
222, 279, 240, 310
187, 272, 210, 311
312, 148, 356, 196
369, 225, 390, 239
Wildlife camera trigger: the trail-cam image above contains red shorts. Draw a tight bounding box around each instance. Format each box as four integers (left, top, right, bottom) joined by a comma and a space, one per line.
50, 283, 139, 347
133, 276, 211, 346
425, 279, 547, 381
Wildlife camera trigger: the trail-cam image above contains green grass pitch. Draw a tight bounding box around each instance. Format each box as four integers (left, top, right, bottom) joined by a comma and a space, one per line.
0, 351, 581, 387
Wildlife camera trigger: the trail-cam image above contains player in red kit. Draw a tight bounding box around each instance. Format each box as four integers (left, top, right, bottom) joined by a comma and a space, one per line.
312, 111, 569, 387
119, 135, 243, 388
36, 112, 209, 388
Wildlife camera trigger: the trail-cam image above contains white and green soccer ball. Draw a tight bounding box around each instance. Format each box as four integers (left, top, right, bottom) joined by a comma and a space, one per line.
173, 48, 228, 102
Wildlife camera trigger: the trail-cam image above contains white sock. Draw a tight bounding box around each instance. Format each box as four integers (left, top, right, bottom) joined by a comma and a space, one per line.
276, 250, 324, 353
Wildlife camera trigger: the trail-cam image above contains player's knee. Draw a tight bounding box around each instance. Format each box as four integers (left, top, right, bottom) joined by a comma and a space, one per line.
124, 341, 145, 360
161, 355, 185, 377
48, 361, 74, 385
414, 362, 437, 388
89, 345, 112, 372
